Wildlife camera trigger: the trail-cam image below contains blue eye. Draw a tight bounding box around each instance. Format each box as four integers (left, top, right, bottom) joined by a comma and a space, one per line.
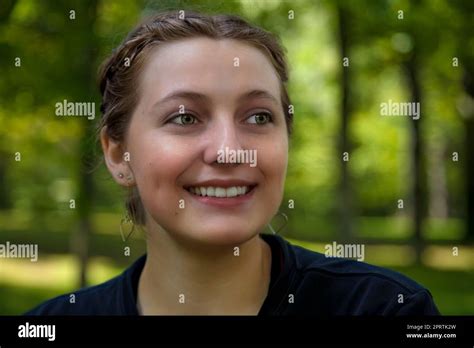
169, 113, 198, 125
247, 112, 273, 125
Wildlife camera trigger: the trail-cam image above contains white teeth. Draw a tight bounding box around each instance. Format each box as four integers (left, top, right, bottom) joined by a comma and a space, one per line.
187, 185, 252, 197
215, 187, 226, 197
226, 187, 238, 197
207, 187, 215, 197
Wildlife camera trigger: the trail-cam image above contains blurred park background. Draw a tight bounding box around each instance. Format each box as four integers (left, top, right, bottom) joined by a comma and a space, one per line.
0, 0, 473, 315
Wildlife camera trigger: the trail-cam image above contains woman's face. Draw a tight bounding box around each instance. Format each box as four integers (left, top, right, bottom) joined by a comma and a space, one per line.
125, 37, 288, 247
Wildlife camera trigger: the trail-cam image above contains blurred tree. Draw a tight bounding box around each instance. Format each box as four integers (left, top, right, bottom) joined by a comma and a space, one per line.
397, 0, 429, 263
0, 0, 471, 270
335, 0, 355, 240
0, 0, 18, 22
46, 0, 101, 287
73, 0, 100, 288
450, 0, 474, 240
0, 1, 17, 210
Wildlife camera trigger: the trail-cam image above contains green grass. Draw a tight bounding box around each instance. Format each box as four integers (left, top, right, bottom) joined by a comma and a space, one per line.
1, 253, 472, 315
2, 265, 472, 315
0, 283, 67, 315
391, 266, 474, 315
286, 238, 474, 315
0, 210, 471, 315
285, 215, 465, 242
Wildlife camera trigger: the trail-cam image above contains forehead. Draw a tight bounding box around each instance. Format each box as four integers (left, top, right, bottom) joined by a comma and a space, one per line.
139, 37, 281, 101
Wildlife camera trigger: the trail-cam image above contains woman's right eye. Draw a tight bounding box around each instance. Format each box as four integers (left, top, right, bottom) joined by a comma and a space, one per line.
168, 113, 198, 126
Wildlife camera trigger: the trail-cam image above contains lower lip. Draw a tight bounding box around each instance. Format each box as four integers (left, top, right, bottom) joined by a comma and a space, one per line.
185, 187, 256, 208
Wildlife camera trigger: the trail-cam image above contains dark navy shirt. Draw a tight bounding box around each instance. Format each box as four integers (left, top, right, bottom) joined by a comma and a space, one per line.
25, 234, 440, 315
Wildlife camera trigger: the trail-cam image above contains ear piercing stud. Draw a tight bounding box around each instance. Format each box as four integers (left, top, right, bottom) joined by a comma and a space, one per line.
118, 173, 134, 182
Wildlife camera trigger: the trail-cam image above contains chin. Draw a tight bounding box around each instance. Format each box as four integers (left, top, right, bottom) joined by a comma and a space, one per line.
183, 224, 261, 247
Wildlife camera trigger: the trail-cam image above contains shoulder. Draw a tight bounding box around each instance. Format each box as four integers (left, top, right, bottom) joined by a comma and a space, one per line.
24, 276, 123, 316
24, 255, 145, 316
285, 240, 440, 315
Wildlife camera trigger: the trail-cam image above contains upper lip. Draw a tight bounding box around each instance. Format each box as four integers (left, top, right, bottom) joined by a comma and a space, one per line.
184, 179, 257, 188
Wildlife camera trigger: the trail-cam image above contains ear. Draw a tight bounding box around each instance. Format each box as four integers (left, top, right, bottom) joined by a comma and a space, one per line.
100, 127, 135, 187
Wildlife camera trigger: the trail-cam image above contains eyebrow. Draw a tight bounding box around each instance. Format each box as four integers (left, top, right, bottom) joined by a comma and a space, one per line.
152, 89, 280, 109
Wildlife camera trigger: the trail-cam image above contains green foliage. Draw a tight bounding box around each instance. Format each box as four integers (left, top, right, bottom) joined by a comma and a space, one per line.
0, 0, 472, 315
0, 0, 470, 237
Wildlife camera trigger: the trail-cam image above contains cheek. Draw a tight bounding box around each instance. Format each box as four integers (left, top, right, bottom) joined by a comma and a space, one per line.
257, 136, 288, 197
128, 132, 194, 215
264, 132, 288, 173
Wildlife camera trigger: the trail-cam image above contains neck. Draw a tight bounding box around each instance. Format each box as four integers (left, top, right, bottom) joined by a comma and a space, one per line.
137, 226, 272, 315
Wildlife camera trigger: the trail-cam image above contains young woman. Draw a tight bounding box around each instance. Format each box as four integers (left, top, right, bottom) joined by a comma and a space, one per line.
26, 10, 439, 316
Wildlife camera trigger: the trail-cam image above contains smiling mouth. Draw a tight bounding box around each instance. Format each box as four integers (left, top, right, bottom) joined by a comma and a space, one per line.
184, 185, 257, 198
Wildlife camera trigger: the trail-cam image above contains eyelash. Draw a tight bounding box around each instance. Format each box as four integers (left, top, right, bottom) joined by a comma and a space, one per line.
168, 113, 198, 126
167, 111, 274, 126
247, 112, 273, 125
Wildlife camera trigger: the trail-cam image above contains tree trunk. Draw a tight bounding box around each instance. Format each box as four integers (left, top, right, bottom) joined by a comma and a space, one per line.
462, 70, 474, 240
336, 3, 354, 240
0, 151, 12, 209
404, 52, 427, 265
58, 0, 100, 287
428, 140, 448, 219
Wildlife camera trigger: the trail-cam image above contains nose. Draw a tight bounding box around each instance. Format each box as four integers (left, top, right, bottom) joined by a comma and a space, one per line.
203, 116, 243, 165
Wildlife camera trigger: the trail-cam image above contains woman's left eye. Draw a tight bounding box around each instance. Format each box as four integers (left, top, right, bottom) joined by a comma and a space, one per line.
246, 112, 273, 125
169, 113, 198, 126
